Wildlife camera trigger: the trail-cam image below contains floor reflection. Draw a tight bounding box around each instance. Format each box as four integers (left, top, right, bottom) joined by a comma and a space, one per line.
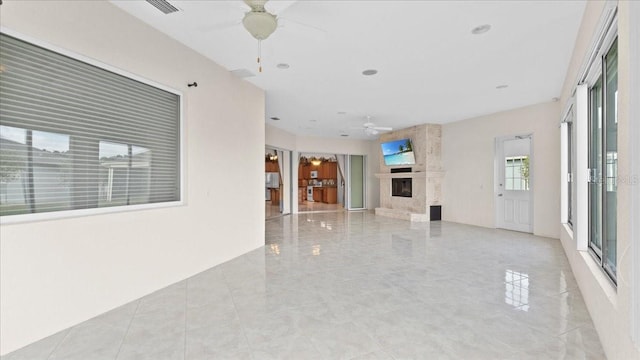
6, 211, 606, 360
505, 269, 529, 311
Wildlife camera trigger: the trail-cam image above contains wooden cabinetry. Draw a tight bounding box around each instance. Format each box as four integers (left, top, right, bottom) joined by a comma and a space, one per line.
322, 162, 337, 179
298, 161, 338, 181
317, 163, 324, 179
313, 188, 323, 202
265, 161, 279, 172
300, 164, 313, 180
323, 187, 337, 204
270, 188, 280, 205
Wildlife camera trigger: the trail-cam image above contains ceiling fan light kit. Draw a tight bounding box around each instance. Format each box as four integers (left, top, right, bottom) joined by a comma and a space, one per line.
242, 10, 277, 40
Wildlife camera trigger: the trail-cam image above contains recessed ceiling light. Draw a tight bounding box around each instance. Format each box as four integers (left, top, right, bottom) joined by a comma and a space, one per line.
270, 117, 280, 121
310, 119, 317, 122
552, 97, 560, 102
337, 111, 347, 115
276, 63, 290, 69
496, 84, 509, 89
362, 69, 378, 76
471, 24, 491, 35
340, 134, 349, 137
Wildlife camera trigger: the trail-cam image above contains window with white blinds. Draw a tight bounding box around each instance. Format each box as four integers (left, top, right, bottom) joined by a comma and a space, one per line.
0, 33, 181, 218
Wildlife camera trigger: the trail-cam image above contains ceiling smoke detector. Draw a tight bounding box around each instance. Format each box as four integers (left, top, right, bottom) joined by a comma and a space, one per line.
471, 24, 491, 35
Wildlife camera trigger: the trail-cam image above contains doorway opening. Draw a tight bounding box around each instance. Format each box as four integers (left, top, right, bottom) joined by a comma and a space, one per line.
265, 146, 291, 219
298, 153, 345, 212
495, 135, 533, 233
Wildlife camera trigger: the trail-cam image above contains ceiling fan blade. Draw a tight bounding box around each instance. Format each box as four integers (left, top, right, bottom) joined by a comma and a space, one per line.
278, 17, 327, 35
265, 0, 298, 15
196, 20, 242, 32
372, 126, 393, 131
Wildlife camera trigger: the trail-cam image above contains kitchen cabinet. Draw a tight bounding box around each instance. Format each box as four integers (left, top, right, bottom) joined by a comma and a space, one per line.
303, 165, 312, 180
323, 187, 337, 204
313, 188, 323, 202
265, 161, 279, 172
270, 188, 280, 205
317, 164, 325, 179
299, 161, 338, 181
322, 162, 337, 179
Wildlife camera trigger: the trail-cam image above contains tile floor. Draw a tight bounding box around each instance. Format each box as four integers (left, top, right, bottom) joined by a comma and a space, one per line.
265, 202, 281, 219
298, 201, 344, 213
2, 211, 606, 360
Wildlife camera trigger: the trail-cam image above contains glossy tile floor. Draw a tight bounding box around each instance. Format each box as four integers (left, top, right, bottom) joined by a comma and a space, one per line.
265, 202, 281, 219
3, 212, 606, 360
298, 201, 344, 212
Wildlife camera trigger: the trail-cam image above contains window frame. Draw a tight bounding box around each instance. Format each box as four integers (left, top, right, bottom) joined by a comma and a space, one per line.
0, 28, 185, 225
561, 103, 576, 230
583, 21, 618, 284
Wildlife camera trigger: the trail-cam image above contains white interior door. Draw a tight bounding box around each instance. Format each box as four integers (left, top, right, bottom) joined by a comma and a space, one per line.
496, 136, 533, 233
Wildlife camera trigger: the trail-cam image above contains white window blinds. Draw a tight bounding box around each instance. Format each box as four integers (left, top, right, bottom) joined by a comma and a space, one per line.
0, 33, 181, 217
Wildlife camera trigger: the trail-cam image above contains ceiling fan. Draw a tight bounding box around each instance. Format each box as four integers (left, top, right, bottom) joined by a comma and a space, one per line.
205, 0, 321, 73
352, 116, 393, 136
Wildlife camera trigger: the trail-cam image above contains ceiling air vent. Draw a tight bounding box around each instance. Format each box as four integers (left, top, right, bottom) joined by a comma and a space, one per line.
230, 69, 255, 79
145, 0, 180, 14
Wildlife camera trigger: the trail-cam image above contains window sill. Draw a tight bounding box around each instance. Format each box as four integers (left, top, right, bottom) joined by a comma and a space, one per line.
0, 201, 185, 225
579, 249, 618, 304
562, 223, 574, 239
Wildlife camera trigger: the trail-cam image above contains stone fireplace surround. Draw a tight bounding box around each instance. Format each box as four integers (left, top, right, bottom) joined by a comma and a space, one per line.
375, 124, 443, 222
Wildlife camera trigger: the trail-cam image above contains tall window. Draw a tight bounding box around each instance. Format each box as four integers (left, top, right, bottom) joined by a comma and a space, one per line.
564, 107, 576, 228
0, 33, 181, 218
588, 38, 618, 282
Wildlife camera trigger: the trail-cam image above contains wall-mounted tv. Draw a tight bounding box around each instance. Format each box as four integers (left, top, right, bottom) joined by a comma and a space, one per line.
381, 138, 416, 166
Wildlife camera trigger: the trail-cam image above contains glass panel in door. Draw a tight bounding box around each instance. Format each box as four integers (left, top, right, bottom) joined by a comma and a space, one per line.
349, 155, 364, 209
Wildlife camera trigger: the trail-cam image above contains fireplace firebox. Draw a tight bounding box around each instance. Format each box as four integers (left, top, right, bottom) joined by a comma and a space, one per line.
392, 178, 412, 197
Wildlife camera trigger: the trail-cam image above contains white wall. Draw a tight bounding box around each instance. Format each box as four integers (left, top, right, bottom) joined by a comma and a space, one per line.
442, 101, 561, 238
266, 125, 380, 209
0, 1, 265, 355
266, 123, 296, 151
557, 1, 640, 359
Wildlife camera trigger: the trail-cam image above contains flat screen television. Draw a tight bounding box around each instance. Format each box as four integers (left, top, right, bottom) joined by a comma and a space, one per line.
381, 138, 416, 166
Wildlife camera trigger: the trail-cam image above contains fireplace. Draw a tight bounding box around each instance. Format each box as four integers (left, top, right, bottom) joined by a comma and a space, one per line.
392, 178, 412, 197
